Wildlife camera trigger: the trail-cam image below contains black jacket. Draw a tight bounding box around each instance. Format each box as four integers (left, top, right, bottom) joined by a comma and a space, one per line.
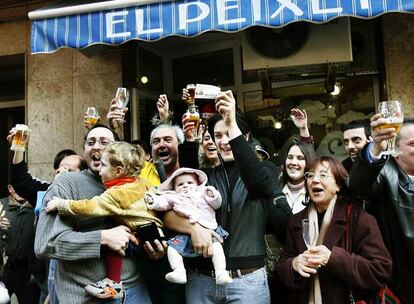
349, 144, 414, 303
180, 135, 290, 270
10, 161, 50, 206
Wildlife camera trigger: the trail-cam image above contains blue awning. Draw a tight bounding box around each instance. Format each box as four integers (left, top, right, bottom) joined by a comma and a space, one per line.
30, 0, 414, 54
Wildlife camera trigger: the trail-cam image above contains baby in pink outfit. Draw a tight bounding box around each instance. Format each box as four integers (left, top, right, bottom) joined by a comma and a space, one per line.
145, 167, 233, 285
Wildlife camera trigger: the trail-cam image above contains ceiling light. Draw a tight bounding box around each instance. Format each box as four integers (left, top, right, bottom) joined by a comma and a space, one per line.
140, 76, 149, 84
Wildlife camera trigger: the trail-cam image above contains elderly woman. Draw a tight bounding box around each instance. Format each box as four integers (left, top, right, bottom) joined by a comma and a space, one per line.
278, 156, 392, 304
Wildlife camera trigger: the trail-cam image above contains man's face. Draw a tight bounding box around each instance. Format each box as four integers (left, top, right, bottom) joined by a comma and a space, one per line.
395, 124, 414, 175
151, 127, 179, 174
343, 127, 369, 160
214, 120, 234, 162
83, 128, 115, 175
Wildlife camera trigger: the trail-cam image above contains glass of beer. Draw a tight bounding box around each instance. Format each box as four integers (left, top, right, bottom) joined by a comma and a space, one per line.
186, 105, 201, 140
186, 84, 196, 104
11, 124, 31, 152
85, 107, 100, 125
378, 100, 403, 156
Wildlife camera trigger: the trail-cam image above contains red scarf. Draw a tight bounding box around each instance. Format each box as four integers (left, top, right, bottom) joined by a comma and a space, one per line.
104, 177, 136, 189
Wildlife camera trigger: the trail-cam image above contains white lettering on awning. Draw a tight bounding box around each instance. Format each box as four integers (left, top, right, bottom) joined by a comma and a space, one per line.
271, 0, 304, 19
106, 11, 131, 38
179, 2, 210, 30
217, 0, 247, 25
136, 9, 163, 35
311, 0, 343, 14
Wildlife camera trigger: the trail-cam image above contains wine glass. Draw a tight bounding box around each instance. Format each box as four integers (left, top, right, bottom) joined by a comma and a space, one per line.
377, 100, 403, 156
302, 219, 312, 248
114, 87, 129, 122
85, 107, 99, 126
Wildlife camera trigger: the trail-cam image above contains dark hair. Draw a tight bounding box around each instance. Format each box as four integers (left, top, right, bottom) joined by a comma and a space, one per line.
396, 117, 414, 145
53, 149, 77, 170
207, 108, 251, 142
342, 120, 371, 138
279, 139, 316, 185
130, 139, 151, 156
83, 124, 120, 143
308, 156, 349, 192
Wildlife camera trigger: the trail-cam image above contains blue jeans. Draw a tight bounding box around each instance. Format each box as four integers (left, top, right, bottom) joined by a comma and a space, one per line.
186, 267, 270, 304
48, 259, 59, 304
107, 282, 152, 304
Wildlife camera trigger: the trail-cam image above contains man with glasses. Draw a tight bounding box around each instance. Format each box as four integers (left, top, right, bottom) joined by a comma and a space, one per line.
35, 125, 151, 303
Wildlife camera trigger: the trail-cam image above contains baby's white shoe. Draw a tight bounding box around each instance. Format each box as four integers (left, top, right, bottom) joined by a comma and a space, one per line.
215, 270, 233, 285
165, 268, 187, 284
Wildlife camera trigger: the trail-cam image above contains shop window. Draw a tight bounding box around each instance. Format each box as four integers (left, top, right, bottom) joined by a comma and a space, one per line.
172, 48, 234, 94
245, 77, 376, 161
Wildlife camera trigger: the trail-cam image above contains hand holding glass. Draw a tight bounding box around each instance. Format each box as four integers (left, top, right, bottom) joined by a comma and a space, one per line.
186, 105, 201, 141
377, 100, 403, 156
114, 88, 129, 122
85, 107, 100, 125
10, 124, 31, 152
186, 84, 196, 104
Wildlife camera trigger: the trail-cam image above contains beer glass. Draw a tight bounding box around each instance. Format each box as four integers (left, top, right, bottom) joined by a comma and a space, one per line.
186, 84, 196, 104
186, 105, 201, 140
11, 124, 31, 152
85, 107, 100, 125
115, 87, 129, 122
377, 100, 403, 156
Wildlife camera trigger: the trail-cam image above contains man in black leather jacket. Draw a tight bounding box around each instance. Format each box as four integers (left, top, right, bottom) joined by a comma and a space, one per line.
349, 115, 414, 304
165, 91, 290, 304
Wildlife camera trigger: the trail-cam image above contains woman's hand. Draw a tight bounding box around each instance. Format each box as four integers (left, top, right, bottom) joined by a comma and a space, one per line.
291, 108, 310, 137
292, 253, 319, 277
215, 90, 236, 126
304, 245, 332, 267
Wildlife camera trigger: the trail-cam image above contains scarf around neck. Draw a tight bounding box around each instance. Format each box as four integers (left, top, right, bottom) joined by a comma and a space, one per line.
104, 177, 136, 189
307, 194, 337, 304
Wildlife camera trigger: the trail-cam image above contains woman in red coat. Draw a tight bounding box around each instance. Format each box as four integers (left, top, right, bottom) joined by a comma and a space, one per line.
277, 156, 392, 304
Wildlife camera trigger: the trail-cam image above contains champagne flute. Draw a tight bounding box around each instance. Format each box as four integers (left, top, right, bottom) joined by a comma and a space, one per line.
85, 107, 99, 126
302, 219, 312, 248
377, 100, 403, 156
115, 87, 129, 122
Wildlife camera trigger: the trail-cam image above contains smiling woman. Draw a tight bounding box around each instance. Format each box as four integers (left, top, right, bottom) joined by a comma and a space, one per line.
278, 156, 392, 304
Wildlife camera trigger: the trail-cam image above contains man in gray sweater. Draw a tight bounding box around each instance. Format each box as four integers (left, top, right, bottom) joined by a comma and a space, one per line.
35, 125, 151, 303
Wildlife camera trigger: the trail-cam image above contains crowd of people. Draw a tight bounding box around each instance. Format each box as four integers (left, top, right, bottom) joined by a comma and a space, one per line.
0, 89, 412, 304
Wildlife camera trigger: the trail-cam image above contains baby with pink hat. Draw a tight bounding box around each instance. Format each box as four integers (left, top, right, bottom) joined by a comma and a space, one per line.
145, 167, 232, 285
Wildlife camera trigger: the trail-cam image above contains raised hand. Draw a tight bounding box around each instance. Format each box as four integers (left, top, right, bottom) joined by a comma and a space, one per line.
291, 108, 310, 137
157, 94, 170, 122
370, 113, 396, 156
107, 99, 128, 130
182, 113, 197, 142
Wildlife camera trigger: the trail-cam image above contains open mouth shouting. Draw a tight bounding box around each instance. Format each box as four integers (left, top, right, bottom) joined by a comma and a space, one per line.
157, 150, 170, 163
91, 151, 101, 167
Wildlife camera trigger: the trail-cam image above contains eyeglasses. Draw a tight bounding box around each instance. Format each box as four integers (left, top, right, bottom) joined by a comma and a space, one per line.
84, 137, 113, 147
304, 171, 332, 180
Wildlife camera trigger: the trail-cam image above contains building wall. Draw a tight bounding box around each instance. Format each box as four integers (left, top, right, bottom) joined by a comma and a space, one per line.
0, 12, 122, 181
0, 8, 413, 181
382, 14, 414, 116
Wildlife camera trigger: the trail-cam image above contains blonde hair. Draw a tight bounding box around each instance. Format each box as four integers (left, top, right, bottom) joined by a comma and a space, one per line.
104, 141, 145, 177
